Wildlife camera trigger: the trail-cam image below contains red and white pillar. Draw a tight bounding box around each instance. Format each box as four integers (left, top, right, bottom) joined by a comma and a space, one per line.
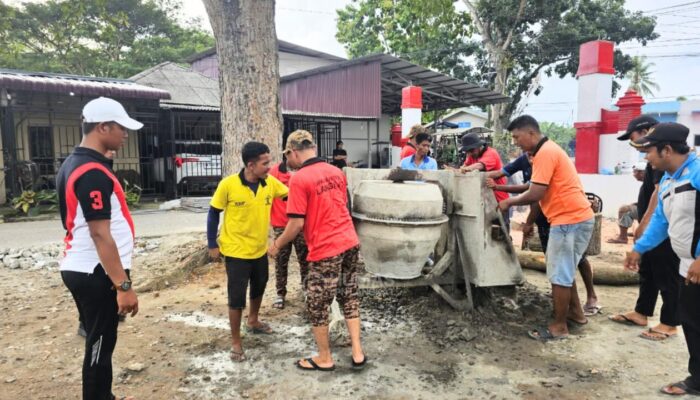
392, 86, 423, 166
574, 40, 614, 173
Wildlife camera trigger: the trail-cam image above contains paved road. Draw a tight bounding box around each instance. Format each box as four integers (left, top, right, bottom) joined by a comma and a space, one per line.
0, 209, 206, 249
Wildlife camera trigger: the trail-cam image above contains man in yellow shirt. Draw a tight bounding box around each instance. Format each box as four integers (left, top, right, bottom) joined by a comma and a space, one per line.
207, 141, 288, 362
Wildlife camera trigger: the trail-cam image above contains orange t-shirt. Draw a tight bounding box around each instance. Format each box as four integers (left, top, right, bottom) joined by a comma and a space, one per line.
531, 140, 593, 226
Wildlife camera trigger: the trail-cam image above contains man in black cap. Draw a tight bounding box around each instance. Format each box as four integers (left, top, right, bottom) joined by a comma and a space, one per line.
609, 115, 682, 343
459, 133, 509, 221
624, 122, 700, 395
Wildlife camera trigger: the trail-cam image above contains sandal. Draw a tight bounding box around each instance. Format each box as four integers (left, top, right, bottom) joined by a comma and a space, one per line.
606, 238, 628, 244
583, 305, 602, 316
661, 380, 700, 396
640, 328, 677, 342
296, 357, 335, 372
273, 296, 285, 310
608, 314, 647, 327
527, 326, 568, 341
230, 349, 246, 362
246, 322, 273, 334
351, 354, 368, 371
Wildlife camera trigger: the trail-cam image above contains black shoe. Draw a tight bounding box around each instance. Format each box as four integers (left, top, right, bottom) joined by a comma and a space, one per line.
77, 321, 87, 338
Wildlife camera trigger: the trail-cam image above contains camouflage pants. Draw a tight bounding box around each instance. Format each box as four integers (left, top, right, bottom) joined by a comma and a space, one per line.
272, 227, 309, 298
306, 245, 362, 327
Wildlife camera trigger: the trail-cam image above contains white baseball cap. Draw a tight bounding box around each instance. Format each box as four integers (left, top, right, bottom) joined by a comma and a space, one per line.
82, 97, 143, 130
633, 161, 647, 171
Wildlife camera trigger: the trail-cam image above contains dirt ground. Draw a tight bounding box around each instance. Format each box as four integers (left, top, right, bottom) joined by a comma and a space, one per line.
0, 218, 692, 400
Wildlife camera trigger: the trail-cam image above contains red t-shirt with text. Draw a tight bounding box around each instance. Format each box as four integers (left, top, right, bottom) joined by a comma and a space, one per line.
464, 147, 509, 203
286, 159, 359, 261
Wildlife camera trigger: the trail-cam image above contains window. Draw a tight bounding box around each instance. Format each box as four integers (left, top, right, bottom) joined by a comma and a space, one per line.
29, 126, 54, 175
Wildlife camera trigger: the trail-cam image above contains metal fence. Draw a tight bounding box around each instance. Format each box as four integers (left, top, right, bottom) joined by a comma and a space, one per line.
5, 105, 161, 198
283, 116, 341, 161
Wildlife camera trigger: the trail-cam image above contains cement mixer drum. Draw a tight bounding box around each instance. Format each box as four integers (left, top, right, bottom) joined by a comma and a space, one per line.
352, 180, 448, 279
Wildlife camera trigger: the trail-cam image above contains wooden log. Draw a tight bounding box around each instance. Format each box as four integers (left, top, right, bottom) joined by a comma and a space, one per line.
517, 250, 639, 286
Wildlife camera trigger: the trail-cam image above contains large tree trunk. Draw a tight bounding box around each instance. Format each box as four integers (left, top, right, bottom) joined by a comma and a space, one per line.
203, 0, 282, 176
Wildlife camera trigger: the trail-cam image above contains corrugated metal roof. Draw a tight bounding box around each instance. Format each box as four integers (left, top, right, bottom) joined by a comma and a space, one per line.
129, 62, 219, 108
186, 39, 345, 63
0, 68, 170, 100
281, 54, 509, 114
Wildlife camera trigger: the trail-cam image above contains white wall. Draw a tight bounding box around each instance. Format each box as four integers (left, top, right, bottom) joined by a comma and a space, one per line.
598, 133, 644, 173
279, 52, 338, 76
677, 99, 700, 148
577, 74, 612, 122
340, 115, 392, 168
579, 174, 643, 218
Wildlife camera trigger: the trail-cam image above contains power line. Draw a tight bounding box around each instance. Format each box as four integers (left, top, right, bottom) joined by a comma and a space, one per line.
642, 1, 700, 14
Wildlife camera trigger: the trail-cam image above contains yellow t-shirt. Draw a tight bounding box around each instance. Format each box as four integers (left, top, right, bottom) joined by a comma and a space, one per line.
210, 170, 288, 259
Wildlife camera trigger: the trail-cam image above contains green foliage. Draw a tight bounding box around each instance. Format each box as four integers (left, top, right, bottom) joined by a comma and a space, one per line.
626, 56, 659, 96
11, 189, 58, 217
540, 121, 576, 156
0, 0, 214, 78
336, 0, 658, 126
337, 0, 477, 80
122, 180, 142, 207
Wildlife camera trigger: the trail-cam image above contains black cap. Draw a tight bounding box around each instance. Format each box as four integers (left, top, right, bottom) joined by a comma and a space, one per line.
617, 115, 658, 141
631, 122, 690, 149
460, 133, 484, 151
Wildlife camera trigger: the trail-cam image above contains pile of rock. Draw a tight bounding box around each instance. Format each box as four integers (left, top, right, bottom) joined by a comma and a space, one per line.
0, 244, 62, 270
0, 238, 162, 270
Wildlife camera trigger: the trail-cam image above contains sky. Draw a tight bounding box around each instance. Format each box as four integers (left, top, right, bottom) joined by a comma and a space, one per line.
8, 0, 700, 125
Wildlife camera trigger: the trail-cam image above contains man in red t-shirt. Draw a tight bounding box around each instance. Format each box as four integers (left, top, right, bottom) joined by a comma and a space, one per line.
269, 130, 367, 372
269, 158, 308, 310
399, 124, 425, 160
460, 133, 509, 225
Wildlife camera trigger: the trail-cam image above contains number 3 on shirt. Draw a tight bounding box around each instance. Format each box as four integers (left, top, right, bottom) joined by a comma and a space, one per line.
89, 191, 104, 210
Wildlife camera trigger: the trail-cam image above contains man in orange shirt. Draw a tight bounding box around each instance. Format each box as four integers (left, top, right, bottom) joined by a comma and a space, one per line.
499, 115, 594, 341
400, 124, 425, 160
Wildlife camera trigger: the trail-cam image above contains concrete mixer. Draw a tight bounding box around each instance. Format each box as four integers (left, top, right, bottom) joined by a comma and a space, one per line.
345, 168, 524, 310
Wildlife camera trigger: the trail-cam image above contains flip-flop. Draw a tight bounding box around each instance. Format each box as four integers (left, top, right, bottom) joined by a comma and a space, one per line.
640, 328, 677, 342
606, 238, 629, 244
661, 380, 700, 396
230, 349, 246, 362
567, 318, 588, 328
272, 296, 285, 310
608, 314, 648, 327
527, 326, 568, 341
583, 305, 603, 316
351, 354, 368, 371
246, 322, 273, 334
296, 357, 335, 372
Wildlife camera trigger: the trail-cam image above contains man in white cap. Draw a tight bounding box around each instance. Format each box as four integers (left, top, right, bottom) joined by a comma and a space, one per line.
607, 161, 647, 244
57, 97, 142, 400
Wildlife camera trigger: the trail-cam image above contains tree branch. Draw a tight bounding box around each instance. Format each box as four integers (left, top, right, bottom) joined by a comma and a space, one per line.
502, 0, 527, 50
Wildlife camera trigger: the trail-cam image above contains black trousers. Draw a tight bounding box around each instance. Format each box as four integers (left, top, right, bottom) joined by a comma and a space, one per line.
680, 281, 700, 390
634, 239, 681, 326
62, 266, 126, 400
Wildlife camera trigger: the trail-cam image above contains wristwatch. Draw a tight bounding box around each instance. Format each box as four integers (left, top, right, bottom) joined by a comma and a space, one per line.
116, 279, 132, 291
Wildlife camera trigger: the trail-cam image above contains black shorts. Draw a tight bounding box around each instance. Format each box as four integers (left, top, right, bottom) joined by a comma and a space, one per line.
224, 255, 269, 309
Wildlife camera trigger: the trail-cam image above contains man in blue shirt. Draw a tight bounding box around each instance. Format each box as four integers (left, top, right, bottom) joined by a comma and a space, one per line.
624, 122, 700, 396
400, 133, 437, 170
